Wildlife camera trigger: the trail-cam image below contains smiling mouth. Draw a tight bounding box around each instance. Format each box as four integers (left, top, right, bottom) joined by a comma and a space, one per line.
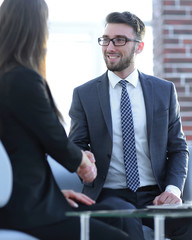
107, 54, 120, 61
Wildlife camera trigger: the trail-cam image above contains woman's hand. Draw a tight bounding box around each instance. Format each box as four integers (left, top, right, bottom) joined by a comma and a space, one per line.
77, 151, 97, 183
61, 189, 95, 208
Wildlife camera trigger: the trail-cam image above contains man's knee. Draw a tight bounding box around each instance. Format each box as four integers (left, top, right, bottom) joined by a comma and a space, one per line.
98, 196, 136, 210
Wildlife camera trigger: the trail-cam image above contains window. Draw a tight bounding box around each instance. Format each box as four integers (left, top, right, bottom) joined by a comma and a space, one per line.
46, 0, 153, 132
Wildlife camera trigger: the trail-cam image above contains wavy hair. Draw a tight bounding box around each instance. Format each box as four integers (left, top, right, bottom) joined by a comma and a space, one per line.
106, 11, 146, 41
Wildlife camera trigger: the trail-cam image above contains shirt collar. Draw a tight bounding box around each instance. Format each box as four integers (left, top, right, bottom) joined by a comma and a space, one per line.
108, 69, 139, 88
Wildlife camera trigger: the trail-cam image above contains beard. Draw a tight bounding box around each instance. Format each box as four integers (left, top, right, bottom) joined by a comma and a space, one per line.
104, 47, 135, 72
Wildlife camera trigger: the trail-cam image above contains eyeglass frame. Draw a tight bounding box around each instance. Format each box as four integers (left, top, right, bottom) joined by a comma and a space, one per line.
98, 36, 141, 46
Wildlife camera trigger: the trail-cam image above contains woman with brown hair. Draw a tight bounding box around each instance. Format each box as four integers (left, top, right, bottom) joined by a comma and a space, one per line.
0, 0, 129, 239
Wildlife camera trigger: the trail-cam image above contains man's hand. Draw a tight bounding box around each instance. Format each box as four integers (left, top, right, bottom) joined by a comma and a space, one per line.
153, 191, 182, 205
76, 151, 97, 183
84, 150, 96, 164
61, 189, 95, 208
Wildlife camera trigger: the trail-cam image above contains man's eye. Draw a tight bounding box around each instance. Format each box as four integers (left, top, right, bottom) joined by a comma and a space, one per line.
115, 38, 125, 42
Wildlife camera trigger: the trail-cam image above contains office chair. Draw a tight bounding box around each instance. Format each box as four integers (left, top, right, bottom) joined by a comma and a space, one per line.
0, 141, 39, 240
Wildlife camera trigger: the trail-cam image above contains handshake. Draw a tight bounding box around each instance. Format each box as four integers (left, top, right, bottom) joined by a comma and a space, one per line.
76, 150, 97, 183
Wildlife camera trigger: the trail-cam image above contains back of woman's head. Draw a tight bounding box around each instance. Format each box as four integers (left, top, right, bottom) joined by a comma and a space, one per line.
0, 0, 48, 74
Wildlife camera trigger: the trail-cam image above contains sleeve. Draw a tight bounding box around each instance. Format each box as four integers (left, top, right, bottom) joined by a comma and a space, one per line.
8, 69, 82, 172
166, 82, 188, 191
68, 87, 91, 151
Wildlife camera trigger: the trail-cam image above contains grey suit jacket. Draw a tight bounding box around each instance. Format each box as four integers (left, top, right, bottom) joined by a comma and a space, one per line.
69, 70, 188, 200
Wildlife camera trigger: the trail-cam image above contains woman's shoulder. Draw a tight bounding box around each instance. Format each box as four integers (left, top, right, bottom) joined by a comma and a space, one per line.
0, 66, 46, 99
1, 66, 45, 88
5, 66, 42, 80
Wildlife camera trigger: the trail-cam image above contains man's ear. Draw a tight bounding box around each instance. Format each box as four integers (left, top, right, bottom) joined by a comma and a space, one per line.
135, 41, 144, 54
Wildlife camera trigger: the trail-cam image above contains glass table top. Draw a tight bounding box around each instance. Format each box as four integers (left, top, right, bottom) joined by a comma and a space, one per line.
66, 204, 192, 219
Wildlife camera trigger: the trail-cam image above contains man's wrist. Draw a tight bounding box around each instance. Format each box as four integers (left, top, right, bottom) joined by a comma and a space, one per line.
165, 185, 181, 198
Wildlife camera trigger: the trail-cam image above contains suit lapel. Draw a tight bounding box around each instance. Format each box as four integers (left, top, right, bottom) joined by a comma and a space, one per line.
139, 71, 154, 147
97, 72, 113, 139
96, 71, 154, 144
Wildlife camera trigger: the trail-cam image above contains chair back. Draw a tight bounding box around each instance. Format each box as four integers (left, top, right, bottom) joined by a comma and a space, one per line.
0, 141, 13, 207
0, 142, 40, 240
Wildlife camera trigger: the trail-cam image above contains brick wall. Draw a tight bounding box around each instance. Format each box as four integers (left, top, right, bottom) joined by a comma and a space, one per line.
152, 0, 192, 145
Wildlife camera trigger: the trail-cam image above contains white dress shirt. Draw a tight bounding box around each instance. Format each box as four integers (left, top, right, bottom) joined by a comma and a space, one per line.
103, 69, 181, 197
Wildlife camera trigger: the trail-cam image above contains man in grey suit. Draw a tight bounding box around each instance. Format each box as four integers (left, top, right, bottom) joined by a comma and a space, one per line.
69, 11, 192, 239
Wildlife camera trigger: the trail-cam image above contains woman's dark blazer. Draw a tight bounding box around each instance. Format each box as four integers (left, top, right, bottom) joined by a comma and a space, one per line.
0, 66, 82, 229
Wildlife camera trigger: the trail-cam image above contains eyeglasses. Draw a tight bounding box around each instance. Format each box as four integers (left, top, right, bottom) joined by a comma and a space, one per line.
98, 37, 141, 46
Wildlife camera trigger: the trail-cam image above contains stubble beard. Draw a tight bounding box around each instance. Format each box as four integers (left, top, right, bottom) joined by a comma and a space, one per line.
104, 47, 135, 72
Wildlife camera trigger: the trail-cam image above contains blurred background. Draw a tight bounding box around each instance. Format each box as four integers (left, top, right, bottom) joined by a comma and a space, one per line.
45, 0, 153, 131
45, 0, 192, 146
0, 0, 190, 144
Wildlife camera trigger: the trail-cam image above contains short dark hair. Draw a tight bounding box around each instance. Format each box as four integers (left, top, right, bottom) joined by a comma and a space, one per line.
105, 11, 145, 40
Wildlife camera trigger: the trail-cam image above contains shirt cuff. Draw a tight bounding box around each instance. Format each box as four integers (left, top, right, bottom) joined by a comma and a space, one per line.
165, 185, 181, 198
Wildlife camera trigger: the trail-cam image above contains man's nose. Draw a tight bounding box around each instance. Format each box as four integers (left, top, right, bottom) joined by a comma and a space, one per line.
106, 40, 116, 50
